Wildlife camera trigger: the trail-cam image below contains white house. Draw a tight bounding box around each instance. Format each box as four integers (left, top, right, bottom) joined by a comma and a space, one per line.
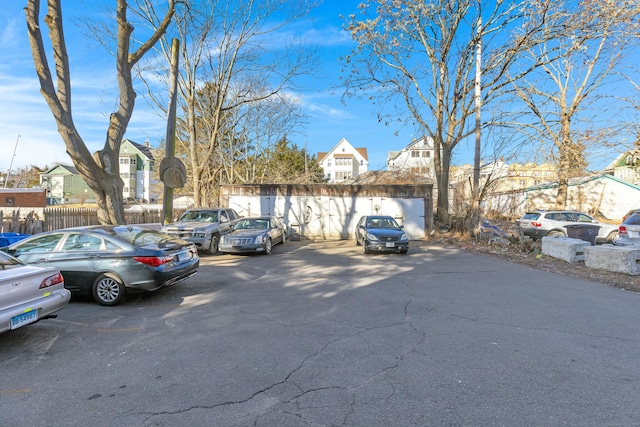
386, 136, 436, 181
318, 138, 368, 184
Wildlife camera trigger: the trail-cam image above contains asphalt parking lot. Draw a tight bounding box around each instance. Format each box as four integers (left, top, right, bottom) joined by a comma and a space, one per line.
2, 239, 640, 426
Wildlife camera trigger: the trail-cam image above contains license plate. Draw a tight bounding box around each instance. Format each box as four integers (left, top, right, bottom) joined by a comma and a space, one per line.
11, 310, 38, 330
177, 251, 193, 262
385, 242, 395, 248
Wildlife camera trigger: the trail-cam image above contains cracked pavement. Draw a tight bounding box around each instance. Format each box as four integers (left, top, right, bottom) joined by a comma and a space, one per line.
2, 240, 640, 426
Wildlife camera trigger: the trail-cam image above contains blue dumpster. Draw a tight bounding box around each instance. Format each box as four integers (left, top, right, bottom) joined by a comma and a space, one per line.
0, 232, 30, 247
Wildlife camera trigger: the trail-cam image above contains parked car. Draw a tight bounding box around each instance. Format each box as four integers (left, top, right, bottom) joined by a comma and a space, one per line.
355, 215, 409, 254
161, 208, 242, 254
1, 225, 199, 306
0, 251, 70, 334
219, 216, 286, 255
618, 212, 640, 245
517, 210, 619, 243
622, 209, 640, 223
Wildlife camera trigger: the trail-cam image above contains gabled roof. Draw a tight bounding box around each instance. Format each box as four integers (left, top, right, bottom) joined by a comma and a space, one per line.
318, 138, 368, 162
122, 139, 154, 161
41, 164, 78, 175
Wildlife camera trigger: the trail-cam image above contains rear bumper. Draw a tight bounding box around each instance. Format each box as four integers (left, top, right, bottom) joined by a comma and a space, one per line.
0, 288, 71, 334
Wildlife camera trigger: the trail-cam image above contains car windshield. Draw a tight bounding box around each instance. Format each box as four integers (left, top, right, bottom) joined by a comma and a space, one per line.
0, 251, 24, 270
366, 217, 399, 228
178, 210, 218, 223
235, 219, 270, 230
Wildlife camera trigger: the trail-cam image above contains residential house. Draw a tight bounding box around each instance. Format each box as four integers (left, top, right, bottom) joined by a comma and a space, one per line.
39, 139, 157, 205
119, 139, 156, 202
386, 136, 436, 181
40, 164, 94, 205
604, 146, 640, 186
318, 138, 368, 184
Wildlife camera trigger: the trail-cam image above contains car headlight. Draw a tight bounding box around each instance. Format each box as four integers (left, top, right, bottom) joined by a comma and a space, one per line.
366, 232, 380, 241
255, 234, 267, 244
192, 228, 207, 238
401, 233, 408, 241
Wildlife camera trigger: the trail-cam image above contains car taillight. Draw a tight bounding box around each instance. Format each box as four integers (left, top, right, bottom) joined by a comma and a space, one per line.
531, 222, 542, 227
619, 226, 627, 235
40, 272, 64, 289
133, 256, 174, 267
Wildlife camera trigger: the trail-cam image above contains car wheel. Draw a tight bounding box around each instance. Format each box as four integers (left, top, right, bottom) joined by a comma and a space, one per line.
207, 234, 220, 255
362, 240, 369, 254
547, 230, 564, 238
92, 274, 126, 306
264, 238, 272, 255
607, 231, 619, 244
355, 236, 361, 246
400, 249, 408, 254
281, 231, 286, 245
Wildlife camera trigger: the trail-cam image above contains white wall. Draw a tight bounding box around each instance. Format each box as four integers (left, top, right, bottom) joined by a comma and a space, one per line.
228, 194, 427, 240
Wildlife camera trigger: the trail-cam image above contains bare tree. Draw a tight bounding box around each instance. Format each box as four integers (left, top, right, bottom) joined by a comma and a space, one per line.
141, 0, 318, 207
25, 0, 177, 224
341, 0, 548, 224
508, 0, 640, 209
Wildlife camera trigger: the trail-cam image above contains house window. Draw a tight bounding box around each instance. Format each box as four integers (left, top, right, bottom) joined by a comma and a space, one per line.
131, 158, 136, 165
120, 172, 130, 179
411, 150, 419, 158
120, 158, 129, 165
360, 160, 363, 166
123, 187, 129, 193
423, 151, 430, 157
328, 159, 332, 167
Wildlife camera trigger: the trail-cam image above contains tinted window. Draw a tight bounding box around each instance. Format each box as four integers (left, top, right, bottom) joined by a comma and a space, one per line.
521, 213, 540, 220
575, 213, 593, 223
624, 213, 640, 225
13, 233, 64, 253
62, 233, 103, 251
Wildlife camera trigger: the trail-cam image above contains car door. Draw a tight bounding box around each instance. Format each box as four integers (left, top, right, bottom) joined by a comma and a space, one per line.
46, 232, 107, 292
8, 232, 66, 266
219, 210, 232, 234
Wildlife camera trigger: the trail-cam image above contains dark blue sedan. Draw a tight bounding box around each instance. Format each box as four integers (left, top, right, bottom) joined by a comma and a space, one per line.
355, 215, 409, 254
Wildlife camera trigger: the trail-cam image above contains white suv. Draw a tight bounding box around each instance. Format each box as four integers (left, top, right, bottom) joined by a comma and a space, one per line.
517, 210, 619, 244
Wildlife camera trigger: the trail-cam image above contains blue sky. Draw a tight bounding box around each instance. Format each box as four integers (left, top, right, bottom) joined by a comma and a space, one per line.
1, 0, 426, 175
0, 1, 631, 177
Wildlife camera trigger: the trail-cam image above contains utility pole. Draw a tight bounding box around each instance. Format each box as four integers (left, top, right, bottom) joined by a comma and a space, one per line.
160, 39, 186, 225
471, 4, 482, 236
5, 134, 20, 188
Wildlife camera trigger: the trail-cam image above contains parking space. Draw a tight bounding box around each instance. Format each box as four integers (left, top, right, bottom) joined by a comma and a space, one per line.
2, 240, 640, 426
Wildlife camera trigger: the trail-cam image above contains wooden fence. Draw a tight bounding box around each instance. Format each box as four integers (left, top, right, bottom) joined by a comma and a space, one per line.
1, 207, 187, 234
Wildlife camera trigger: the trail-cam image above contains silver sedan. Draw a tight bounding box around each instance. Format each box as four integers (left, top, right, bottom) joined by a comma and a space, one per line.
0, 251, 70, 334
219, 216, 286, 255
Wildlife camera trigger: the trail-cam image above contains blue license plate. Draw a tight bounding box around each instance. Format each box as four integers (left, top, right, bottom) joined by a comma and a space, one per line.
11, 310, 38, 330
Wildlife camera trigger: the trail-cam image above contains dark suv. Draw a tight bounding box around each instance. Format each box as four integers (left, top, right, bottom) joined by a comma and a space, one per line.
518, 210, 619, 244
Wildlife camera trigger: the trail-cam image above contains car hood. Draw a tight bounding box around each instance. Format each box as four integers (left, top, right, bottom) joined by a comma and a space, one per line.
163, 221, 214, 231
366, 227, 405, 237
228, 229, 265, 238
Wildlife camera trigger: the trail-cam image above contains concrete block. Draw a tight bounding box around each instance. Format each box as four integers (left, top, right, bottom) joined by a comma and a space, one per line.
541, 236, 591, 263
583, 245, 640, 276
